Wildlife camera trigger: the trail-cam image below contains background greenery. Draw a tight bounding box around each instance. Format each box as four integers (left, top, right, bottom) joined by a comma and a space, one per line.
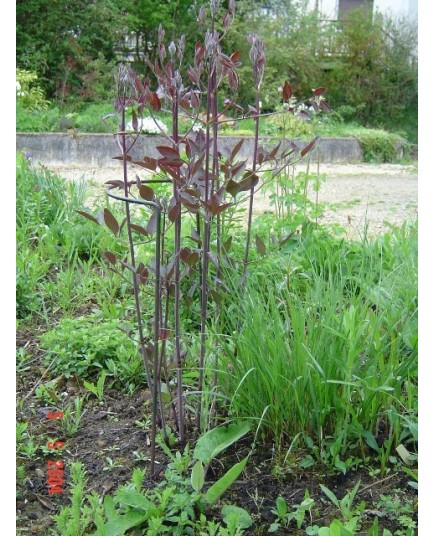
16, 0, 417, 142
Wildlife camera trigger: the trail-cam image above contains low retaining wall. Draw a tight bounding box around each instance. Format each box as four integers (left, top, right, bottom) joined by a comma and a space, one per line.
17, 132, 365, 168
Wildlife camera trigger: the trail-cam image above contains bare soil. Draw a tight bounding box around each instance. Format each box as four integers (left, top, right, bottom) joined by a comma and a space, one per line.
16, 322, 418, 535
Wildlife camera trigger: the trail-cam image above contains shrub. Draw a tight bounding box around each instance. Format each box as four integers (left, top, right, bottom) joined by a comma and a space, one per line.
356, 129, 401, 163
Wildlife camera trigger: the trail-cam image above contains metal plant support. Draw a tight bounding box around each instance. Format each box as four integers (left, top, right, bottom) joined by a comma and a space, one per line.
104, 186, 164, 474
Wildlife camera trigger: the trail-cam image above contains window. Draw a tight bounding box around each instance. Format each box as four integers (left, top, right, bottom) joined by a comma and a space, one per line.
338, 0, 373, 19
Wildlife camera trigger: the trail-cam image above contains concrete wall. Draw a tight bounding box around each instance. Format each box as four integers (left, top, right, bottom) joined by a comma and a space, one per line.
16, 133, 364, 168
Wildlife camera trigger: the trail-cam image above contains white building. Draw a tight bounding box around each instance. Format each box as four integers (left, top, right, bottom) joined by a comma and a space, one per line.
308, 0, 418, 22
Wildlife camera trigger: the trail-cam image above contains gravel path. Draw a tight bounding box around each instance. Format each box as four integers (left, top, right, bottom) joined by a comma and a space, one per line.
46, 162, 418, 240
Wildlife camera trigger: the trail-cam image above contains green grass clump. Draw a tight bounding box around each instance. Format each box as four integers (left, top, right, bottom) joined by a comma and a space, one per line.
16, 154, 128, 319
217, 224, 417, 456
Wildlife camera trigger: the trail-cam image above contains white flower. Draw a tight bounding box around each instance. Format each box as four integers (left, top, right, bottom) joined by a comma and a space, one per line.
16, 81, 25, 97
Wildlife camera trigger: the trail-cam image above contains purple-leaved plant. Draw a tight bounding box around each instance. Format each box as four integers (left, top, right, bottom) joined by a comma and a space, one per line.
79, 0, 328, 476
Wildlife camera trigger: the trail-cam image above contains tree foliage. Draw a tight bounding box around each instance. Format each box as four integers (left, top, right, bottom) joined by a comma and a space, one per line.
16, 0, 417, 132
16, 0, 128, 101
225, 0, 323, 110
320, 7, 418, 128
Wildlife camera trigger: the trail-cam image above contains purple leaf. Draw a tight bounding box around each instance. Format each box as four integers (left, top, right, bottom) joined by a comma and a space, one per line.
129, 223, 149, 237
190, 91, 200, 109
188, 66, 200, 86
190, 226, 201, 243
231, 50, 241, 64
150, 92, 161, 112
104, 179, 125, 190
112, 154, 132, 161
301, 136, 321, 158
226, 179, 239, 197
103, 251, 117, 265
297, 109, 312, 121
76, 210, 99, 225
120, 260, 136, 273
223, 11, 231, 30
139, 184, 155, 201
168, 197, 180, 223
132, 157, 158, 171
132, 110, 139, 132
320, 100, 331, 112
282, 81, 292, 101
255, 235, 266, 256
204, 194, 231, 216
237, 173, 259, 193
103, 208, 120, 235
312, 87, 326, 96
136, 262, 149, 285
230, 139, 244, 162
146, 211, 158, 235
180, 191, 200, 213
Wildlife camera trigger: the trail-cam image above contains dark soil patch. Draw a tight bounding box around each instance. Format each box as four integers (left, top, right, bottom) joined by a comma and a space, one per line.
16, 320, 417, 535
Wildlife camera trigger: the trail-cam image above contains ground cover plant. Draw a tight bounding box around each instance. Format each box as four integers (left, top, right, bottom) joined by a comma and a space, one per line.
16, 1, 417, 534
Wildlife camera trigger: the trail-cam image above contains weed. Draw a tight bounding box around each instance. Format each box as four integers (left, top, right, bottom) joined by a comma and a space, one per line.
103, 457, 124, 471
16, 421, 29, 444
62, 397, 86, 437
269, 490, 315, 532
35, 383, 61, 405
51, 462, 104, 536
16, 347, 32, 372
83, 371, 107, 403
51, 424, 252, 534
319, 481, 364, 524
133, 451, 151, 463
19, 436, 39, 459
40, 315, 141, 380
134, 417, 152, 430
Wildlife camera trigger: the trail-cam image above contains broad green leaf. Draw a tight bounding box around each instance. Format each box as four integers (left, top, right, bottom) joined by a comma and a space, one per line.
114, 488, 155, 513
205, 456, 248, 506
366, 517, 379, 536
191, 460, 205, 492
102, 495, 148, 536
334, 458, 347, 475
276, 496, 287, 518
221, 505, 253, 529
97, 371, 106, 390
83, 380, 97, 395
160, 383, 171, 403
362, 430, 380, 452
319, 484, 340, 509
193, 421, 251, 464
